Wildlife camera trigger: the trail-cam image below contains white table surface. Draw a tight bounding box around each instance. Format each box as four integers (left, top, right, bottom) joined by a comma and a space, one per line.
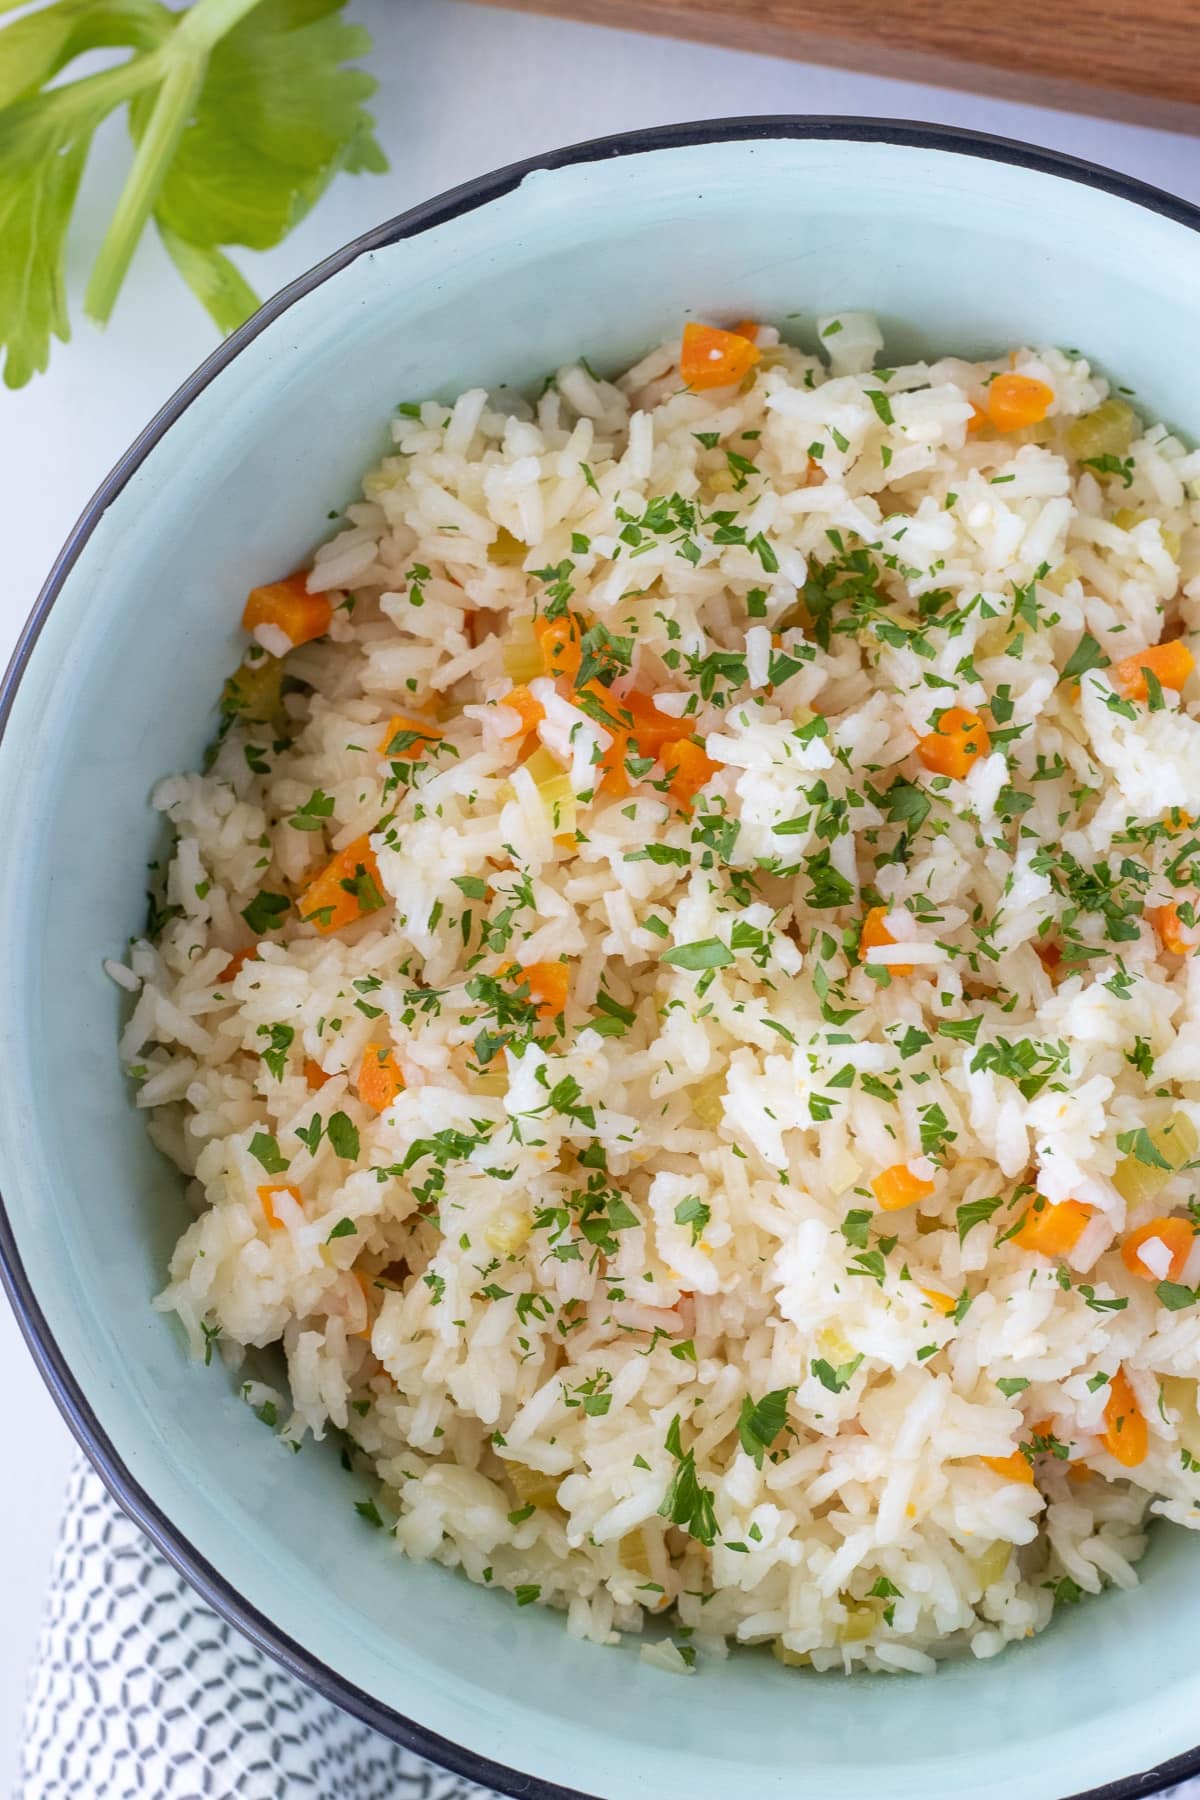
2, 3, 1198, 1791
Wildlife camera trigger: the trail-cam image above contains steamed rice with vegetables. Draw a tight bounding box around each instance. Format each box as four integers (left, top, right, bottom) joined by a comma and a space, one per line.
115, 312, 1200, 1674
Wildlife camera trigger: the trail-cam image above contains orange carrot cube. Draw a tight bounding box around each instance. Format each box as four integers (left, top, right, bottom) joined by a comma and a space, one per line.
242, 572, 332, 650
680, 322, 761, 391
299, 835, 385, 934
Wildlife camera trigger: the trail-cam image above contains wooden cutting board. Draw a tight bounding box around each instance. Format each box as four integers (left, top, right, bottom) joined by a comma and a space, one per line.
468, 0, 1200, 132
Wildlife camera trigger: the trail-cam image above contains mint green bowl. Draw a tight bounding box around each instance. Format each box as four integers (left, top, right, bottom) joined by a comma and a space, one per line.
3, 121, 1200, 1800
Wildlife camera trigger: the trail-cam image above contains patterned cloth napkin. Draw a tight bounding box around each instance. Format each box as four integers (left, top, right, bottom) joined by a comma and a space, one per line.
18, 1456, 495, 1800
18, 1456, 1200, 1799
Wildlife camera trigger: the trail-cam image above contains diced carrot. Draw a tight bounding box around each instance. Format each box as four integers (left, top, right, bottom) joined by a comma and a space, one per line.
1122, 1215, 1195, 1283
966, 402, 988, 435
1151, 902, 1198, 958
859, 904, 914, 977
242, 571, 332, 650
980, 1451, 1035, 1485
679, 321, 761, 391
258, 1183, 300, 1231
358, 1044, 404, 1112
985, 373, 1054, 432
498, 686, 545, 740
534, 613, 584, 680
1012, 1198, 1094, 1257
1102, 1368, 1148, 1467
596, 730, 631, 799
219, 943, 259, 982
1112, 640, 1195, 703
299, 834, 385, 934
921, 1288, 957, 1316
731, 319, 760, 342
620, 688, 691, 757
1163, 808, 1194, 836
916, 707, 990, 780
662, 738, 718, 809
871, 1162, 936, 1211
522, 960, 569, 1019
377, 714, 442, 758
303, 1058, 330, 1091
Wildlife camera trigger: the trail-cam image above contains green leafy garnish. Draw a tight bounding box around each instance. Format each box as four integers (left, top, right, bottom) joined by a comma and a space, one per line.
659, 1414, 718, 1544
326, 1111, 359, 1160
811, 1355, 863, 1394
736, 1388, 793, 1467
0, 0, 386, 388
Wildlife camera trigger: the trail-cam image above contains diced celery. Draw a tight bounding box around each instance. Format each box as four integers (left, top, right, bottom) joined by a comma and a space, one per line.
817, 1325, 856, 1365
220, 655, 288, 731
619, 1531, 653, 1577
489, 526, 528, 566
506, 1463, 560, 1508
502, 616, 544, 682
689, 1073, 727, 1129
1040, 557, 1080, 596
1113, 1112, 1198, 1205
523, 745, 576, 834
1161, 1377, 1200, 1459
837, 1599, 876, 1642
1065, 399, 1136, 462
972, 1540, 1012, 1588
485, 1208, 532, 1255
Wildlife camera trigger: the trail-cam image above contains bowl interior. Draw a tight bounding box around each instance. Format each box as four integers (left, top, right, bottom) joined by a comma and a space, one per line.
4, 128, 1200, 1800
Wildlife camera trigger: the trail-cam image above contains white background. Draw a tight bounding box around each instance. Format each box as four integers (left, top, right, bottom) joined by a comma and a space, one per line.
2, 1, 1198, 1789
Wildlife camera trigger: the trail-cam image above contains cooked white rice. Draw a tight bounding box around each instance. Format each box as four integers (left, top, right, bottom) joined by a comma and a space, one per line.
118, 314, 1200, 1673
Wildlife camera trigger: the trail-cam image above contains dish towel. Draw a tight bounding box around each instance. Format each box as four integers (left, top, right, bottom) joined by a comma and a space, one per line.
17, 1457, 1200, 1800
17, 1454, 498, 1800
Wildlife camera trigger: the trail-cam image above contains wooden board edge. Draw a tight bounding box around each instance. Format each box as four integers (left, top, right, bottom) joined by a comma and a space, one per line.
467, 0, 1200, 135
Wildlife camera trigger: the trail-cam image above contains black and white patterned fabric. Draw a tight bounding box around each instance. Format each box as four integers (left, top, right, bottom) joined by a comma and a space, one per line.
18, 1458, 1200, 1799
17, 1456, 496, 1800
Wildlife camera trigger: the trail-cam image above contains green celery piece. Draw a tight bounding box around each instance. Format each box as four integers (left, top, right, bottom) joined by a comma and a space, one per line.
0, 1, 169, 109
147, 0, 385, 254
0, 53, 159, 386
157, 219, 262, 333
0, 0, 386, 385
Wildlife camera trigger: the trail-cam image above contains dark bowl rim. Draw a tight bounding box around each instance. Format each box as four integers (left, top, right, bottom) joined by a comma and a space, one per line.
3, 112, 1200, 1800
